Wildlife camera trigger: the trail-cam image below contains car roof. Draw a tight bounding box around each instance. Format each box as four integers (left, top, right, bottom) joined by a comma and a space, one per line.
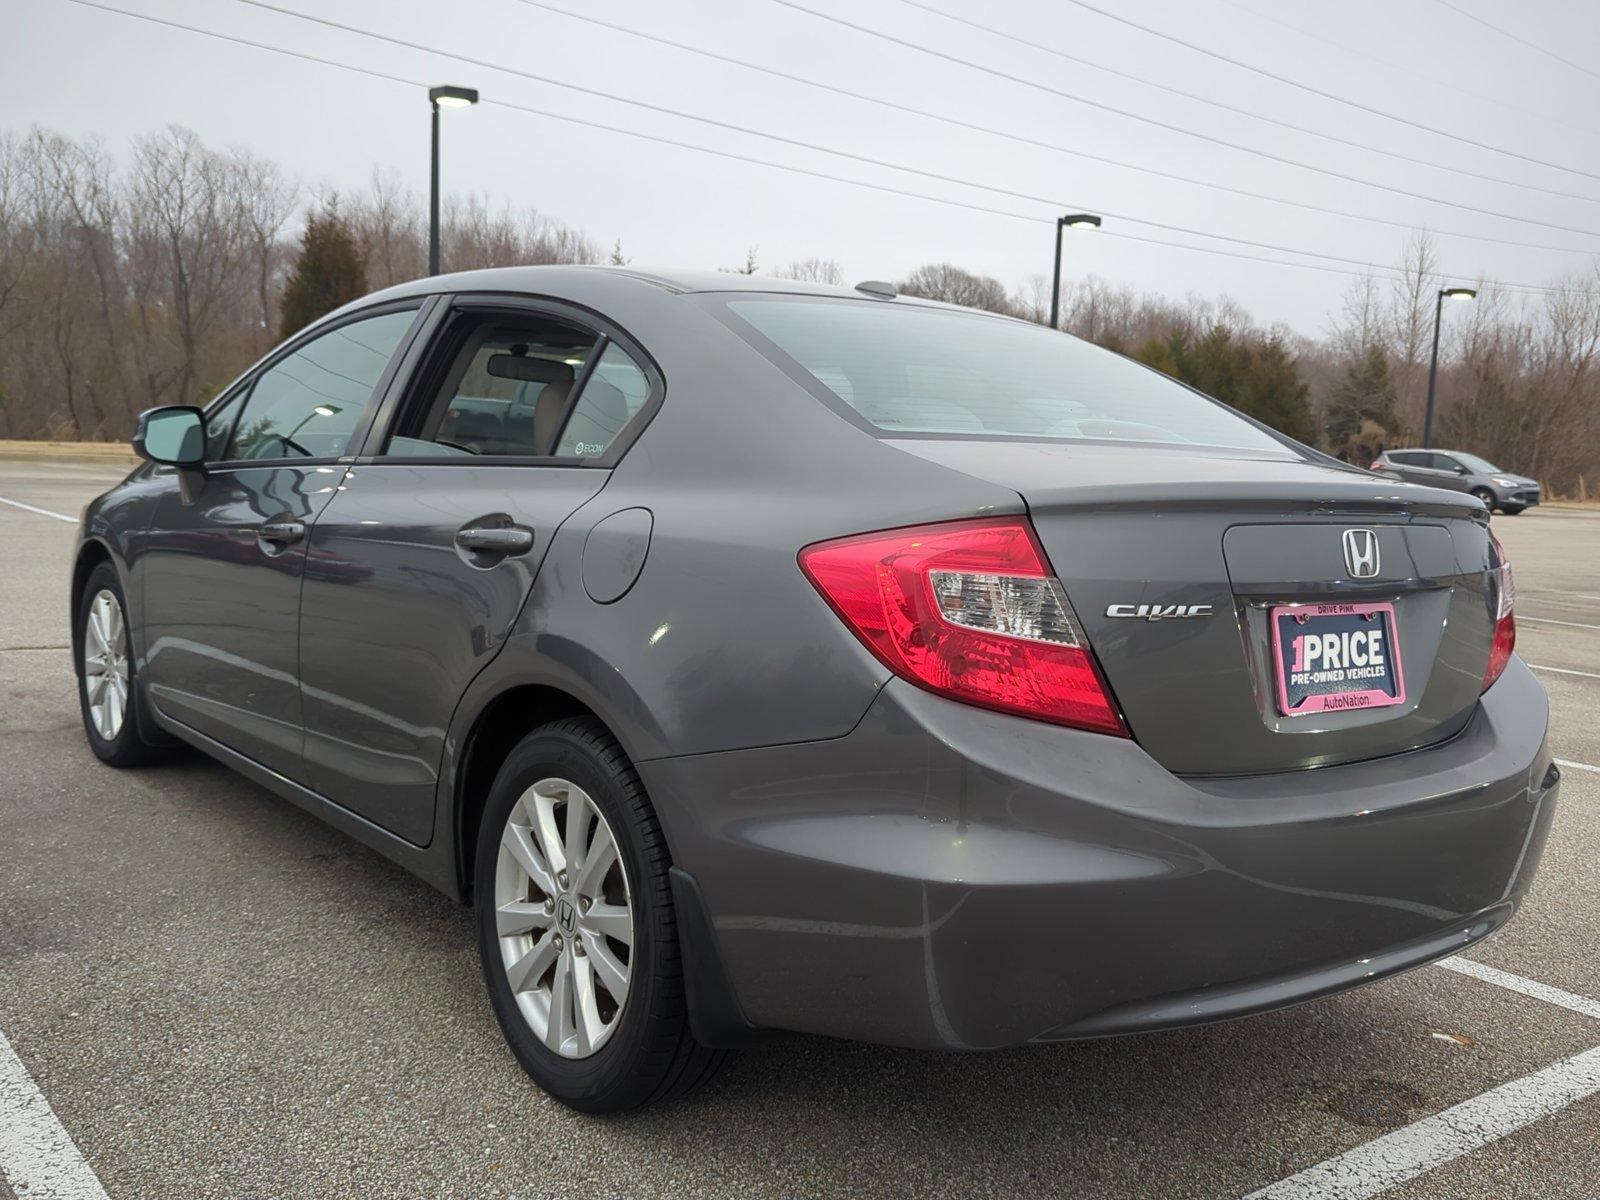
353, 264, 890, 305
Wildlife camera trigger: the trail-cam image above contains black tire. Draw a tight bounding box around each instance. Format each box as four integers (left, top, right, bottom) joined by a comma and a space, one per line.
1499, 505, 1526, 515
75, 562, 165, 768
473, 717, 729, 1113
1470, 487, 1497, 512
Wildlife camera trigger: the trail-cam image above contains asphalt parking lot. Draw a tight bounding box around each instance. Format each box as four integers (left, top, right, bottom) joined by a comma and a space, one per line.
2, 457, 1598, 1200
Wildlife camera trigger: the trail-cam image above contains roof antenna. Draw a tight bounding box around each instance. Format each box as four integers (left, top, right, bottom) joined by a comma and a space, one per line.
854, 280, 897, 299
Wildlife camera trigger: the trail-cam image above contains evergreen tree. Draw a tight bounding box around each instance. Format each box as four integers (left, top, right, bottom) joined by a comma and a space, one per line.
1132, 324, 1313, 442
1325, 345, 1398, 455
279, 204, 367, 340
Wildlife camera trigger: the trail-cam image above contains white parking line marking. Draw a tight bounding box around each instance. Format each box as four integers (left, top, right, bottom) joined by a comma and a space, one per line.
1522, 588, 1600, 602
1529, 663, 1600, 680
0, 496, 75, 523
1436, 957, 1600, 1021
1244, 1046, 1600, 1200
1557, 758, 1600, 775
0, 1028, 110, 1200
1519, 615, 1600, 632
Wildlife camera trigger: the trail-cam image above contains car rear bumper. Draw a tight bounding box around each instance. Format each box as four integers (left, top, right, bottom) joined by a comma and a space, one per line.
639, 657, 1557, 1050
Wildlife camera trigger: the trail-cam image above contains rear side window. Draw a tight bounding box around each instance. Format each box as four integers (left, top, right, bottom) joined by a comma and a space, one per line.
720, 297, 1289, 453
228, 309, 416, 461
386, 316, 601, 458
555, 344, 651, 458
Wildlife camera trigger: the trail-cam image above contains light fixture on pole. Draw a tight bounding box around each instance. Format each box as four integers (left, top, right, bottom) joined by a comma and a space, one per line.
1423, 286, 1477, 449
428, 85, 479, 277
1050, 214, 1101, 332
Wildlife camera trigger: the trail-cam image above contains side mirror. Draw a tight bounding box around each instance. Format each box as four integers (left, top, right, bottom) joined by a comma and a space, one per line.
133, 406, 205, 466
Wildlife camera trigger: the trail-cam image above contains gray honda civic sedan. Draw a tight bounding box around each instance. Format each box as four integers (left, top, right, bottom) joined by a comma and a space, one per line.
73, 267, 1557, 1112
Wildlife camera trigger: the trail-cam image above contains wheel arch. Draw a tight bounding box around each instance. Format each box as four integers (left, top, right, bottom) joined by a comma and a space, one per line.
452, 682, 621, 904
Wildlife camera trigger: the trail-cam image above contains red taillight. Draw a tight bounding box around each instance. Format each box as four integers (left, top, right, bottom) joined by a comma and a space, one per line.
1482, 530, 1515, 692
798, 517, 1127, 735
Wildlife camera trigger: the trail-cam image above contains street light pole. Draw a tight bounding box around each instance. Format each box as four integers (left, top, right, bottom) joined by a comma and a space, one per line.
1423, 286, 1477, 449
428, 85, 479, 277
1050, 213, 1101, 331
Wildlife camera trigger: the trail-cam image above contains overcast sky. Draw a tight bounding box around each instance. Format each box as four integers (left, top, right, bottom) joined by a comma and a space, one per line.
6, 0, 1599, 334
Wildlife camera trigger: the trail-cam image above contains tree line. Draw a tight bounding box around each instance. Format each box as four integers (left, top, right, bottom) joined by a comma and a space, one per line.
2, 125, 1596, 492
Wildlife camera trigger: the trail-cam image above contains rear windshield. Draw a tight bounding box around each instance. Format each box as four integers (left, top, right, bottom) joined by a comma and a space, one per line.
719, 297, 1290, 453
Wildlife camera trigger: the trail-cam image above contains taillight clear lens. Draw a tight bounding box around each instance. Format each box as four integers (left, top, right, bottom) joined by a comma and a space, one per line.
1482, 530, 1515, 692
799, 517, 1127, 735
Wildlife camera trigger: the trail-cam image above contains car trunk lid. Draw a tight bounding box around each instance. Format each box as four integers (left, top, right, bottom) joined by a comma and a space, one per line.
887, 439, 1499, 775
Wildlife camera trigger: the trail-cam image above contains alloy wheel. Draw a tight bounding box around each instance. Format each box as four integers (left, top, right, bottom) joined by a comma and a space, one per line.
494, 777, 634, 1058
83, 588, 129, 741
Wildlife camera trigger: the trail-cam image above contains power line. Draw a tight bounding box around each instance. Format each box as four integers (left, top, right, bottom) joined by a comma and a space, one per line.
225, 0, 1600, 280
896, 0, 1600, 208
1056, 0, 1600, 184
1433, 0, 1600, 84
769, 0, 1600, 242
1215, 0, 1600, 140
56, 0, 1599, 300
514, 0, 1598, 258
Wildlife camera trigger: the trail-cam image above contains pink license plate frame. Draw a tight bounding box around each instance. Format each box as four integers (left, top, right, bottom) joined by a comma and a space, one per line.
1269, 600, 1407, 716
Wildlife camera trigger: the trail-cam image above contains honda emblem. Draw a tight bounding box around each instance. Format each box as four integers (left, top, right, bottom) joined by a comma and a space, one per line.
1342, 528, 1380, 579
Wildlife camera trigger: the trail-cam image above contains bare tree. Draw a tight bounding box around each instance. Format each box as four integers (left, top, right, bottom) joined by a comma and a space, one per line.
777, 256, 842, 285
899, 262, 1016, 314
1385, 230, 1439, 440
721, 246, 760, 275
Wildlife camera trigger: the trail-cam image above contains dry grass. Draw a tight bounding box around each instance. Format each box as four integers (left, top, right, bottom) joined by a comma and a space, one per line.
0, 439, 138, 464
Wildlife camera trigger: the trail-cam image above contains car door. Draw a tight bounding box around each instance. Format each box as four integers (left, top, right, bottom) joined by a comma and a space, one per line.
296, 297, 660, 843
1428, 453, 1474, 492
137, 302, 426, 775
1388, 452, 1445, 487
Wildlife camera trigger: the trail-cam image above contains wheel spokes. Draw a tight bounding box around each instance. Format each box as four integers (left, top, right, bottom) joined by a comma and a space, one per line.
564, 784, 590, 880
496, 899, 551, 938
580, 928, 630, 1003
545, 951, 574, 1052
84, 590, 128, 741
495, 776, 634, 1060
529, 785, 570, 879
504, 929, 559, 994
573, 821, 617, 900
581, 902, 633, 947
502, 819, 558, 900
571, 953, 606, 1054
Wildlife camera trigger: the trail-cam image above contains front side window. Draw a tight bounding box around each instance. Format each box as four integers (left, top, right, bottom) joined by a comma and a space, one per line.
1452, 451, 1501, 473
203, 390, 245, 461
719, 297, 1292, 454
227, 309, 417, 461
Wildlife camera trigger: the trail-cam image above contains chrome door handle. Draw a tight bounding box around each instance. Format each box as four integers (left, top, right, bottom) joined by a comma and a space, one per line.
456, 526, 534, 555
258, 520, 306, 545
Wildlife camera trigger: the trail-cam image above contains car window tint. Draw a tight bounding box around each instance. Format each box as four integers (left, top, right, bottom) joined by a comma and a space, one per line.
227, 310, 415, 461
1430, 454, 1461, 471
723, 297, 1289, 453
554, 343, 651, 458
392, 321, 599, 458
